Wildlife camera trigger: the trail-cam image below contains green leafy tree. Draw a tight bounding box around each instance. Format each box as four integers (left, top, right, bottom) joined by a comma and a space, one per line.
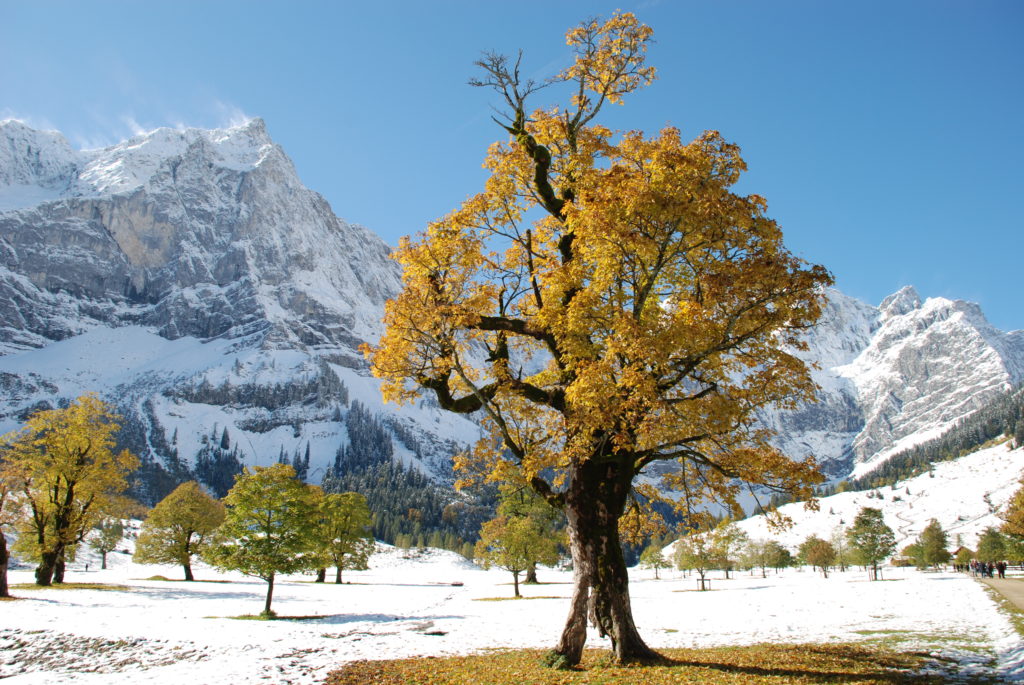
2, 395, 138, 585
917, 519, 951, 569
365, 11, 830, 666
315, 491, 375, 583
711, 521, 748, 580
954, 546, 973, 569
673, 525, 718, 591
766, 540, 794, 572
89, 518, 124, 570
901, 542, 924, 569
743, 539, 790, 578
496, 484, 563, 584
977, 527, 1006, 563
476, 514, 560, 597
204, 464, 318, 616
846, 507, 896, 580
134, 481, 226, 581
799, 535, 836, 578
1003, 534, 1024, 564
638, 543, 670, 579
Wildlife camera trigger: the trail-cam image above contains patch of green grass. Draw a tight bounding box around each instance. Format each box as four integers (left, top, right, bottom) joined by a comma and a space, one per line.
10, 582, 132, 592
473, 596, 562, 602
326, 644, 948, 684
215, 613, 329, 621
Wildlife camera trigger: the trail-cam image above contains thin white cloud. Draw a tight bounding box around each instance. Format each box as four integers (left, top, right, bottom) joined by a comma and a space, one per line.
0, 109, 58, 132
120, 114, 149, 137
213, 101, 252, 128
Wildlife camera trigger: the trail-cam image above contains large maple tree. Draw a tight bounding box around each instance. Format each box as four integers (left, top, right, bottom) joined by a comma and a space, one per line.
367, 13, 831, 665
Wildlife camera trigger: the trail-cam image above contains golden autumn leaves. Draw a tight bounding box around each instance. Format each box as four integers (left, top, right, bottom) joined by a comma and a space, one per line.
366, 12, 831, 524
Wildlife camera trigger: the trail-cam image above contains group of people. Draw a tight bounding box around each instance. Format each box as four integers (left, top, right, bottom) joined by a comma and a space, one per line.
968, 560, 1007, 578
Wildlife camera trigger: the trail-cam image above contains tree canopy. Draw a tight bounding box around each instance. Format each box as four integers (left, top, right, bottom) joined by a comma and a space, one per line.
134, 481, 226, 581
366, 12, 830, 665
314, 491, 375, 584
846, 507, 896, 580
204, 464, 318, 616
2, 395, 138, 585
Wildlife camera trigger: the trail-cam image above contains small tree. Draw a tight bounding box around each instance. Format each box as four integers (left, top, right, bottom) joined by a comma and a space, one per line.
955, 546, 973, 570
638, 543, 670, 579
89, 519, 124, 570
766, 541, 794, 573
204, 464, 318, 616
134, 481, 226, 581
830, 525, 852, 572
315, 491, 375, 584
3, 395, 138, 585
711, 521, 748, 580
476, 514, 559, 597
977, 527, 1006, 563
918, 519, 951, 569
496, 484, 564, 584
901, 542, 925, 569
799, 535, 836, 578
674, 525, 718, 591
846, 507, 895, 580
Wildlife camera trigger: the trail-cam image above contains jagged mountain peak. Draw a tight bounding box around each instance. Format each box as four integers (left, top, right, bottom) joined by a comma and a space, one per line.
0, 118, 400, 353
0, 119, 80, 200
879, 285, 921, 319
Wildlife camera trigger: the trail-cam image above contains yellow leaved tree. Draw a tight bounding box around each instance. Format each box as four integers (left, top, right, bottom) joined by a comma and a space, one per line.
366, 13, 830, 665
2, 394, 138, 586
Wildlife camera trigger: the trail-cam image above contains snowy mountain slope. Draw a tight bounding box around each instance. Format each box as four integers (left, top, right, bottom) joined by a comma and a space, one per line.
735, 441, 1024, 552
0, 118, 1021, 495
0, 118, 478, 498
761, 284, 1024, 478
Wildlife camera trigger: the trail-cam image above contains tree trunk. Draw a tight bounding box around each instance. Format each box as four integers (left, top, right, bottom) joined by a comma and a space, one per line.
263, 573, 275, 616
101, 551, 107, 570
512, 570, 521, 597
0, 532, 9, 598
35, 548, 60, 586
525, 562, 539, 584
549, 459, 662, 667
315, 568, 326, 583
335, 566, 343, 584
183, 563, 194, 581
54, 554, 66, 584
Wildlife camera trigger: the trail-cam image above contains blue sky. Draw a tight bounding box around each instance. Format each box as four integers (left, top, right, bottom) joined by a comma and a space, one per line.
2, 1, 1021, 330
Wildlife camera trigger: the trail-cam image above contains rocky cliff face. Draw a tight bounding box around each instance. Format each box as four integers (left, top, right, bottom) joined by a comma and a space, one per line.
0, 119, 475, 500
0, 119, 1020, 492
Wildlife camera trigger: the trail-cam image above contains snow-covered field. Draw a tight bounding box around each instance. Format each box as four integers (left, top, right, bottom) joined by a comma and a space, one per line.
2, 542, 1022, 684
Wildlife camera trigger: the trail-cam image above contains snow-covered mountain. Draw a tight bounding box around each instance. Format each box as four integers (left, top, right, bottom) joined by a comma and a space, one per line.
768, 285, 1024, 478
0, 118, 478, 498
0, 119, 1021, 498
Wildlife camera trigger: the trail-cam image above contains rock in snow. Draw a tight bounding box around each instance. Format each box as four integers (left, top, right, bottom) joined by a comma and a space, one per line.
0, 118, 1021, 493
